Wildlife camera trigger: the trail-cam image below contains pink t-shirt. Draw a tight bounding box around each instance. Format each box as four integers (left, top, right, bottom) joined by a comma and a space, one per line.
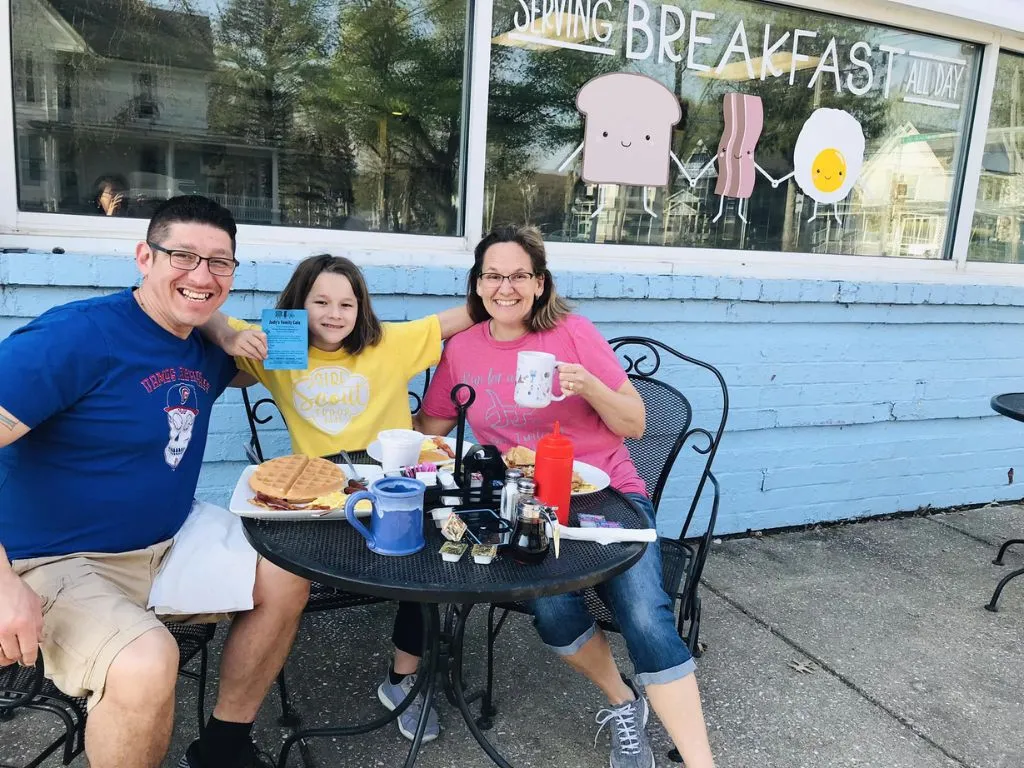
422, 314, 646, 497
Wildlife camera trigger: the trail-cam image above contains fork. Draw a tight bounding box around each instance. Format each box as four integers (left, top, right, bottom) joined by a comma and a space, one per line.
336, 449, 365, 484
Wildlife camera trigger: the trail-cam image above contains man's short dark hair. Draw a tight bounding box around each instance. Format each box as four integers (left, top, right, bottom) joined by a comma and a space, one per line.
146, 195, 238, 253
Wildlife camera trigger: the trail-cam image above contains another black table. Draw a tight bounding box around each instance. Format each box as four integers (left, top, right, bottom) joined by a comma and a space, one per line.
243, 487, 648, 768
986, 394, 1024, 611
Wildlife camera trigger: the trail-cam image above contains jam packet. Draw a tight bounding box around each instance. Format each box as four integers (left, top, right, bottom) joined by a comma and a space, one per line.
440, 541, 468, 562
471, 544, 497, 564
578, 513, 606, 528
442, 512, 468, 542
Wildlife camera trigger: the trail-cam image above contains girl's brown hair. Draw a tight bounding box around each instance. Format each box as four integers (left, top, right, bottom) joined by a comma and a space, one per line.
467, 225, 572, 332
276, 254, 383, 354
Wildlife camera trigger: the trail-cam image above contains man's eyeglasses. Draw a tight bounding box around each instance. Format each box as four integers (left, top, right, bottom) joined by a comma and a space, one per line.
479, 271, 535, 287
147, 242, 239, 277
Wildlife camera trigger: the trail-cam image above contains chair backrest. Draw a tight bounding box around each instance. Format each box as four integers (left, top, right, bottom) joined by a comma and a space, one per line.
609, 337, 729, 539
242, 368, 434, 463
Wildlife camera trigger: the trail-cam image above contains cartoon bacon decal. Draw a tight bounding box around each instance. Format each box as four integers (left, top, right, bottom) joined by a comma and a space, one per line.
714, 93, 764, 200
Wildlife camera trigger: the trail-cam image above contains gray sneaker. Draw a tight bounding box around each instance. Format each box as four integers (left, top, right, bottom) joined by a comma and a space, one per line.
594, 687, 655, 768
378, 673, 440, 743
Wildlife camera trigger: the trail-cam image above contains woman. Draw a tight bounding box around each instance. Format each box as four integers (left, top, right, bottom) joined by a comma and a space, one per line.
203, 254, 472, 744
417, 225, 715, 768
93, 174, 129, 216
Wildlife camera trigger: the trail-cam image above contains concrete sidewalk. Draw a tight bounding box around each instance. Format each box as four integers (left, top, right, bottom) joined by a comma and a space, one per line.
3, 505, 1022, 767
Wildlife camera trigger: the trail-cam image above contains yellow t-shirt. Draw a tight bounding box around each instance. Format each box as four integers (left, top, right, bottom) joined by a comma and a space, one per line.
230, 315, 442, 456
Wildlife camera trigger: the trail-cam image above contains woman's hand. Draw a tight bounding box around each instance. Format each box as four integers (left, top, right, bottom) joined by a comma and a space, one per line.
105, 193, 124, 216
556, 362, 595, 399
227, 329, 268, 361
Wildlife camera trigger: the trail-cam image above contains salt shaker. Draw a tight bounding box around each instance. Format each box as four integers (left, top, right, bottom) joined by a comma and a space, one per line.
500, 469, 524, 531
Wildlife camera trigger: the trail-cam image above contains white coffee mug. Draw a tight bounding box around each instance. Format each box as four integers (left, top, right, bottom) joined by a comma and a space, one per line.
514, 351, 568, 408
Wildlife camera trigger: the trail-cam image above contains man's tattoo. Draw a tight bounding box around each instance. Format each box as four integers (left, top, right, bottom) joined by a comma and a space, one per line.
0, 412, 17, 431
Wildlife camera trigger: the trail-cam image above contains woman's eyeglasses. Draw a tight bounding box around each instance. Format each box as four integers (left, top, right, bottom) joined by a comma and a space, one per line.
479, 271, 535, 287
147, 241, 239, 277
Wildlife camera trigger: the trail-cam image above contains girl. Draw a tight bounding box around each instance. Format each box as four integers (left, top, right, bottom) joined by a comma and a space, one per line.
203, 253, 472, 745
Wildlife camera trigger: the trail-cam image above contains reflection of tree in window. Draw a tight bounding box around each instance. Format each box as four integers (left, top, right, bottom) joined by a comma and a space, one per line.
210, 0, 467, 234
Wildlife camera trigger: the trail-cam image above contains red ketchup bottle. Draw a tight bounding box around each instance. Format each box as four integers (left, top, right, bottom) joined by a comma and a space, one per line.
534, 421, 574, 526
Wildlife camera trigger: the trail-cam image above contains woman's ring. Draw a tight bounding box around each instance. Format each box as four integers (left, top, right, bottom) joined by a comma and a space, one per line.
566, 381, 574, 391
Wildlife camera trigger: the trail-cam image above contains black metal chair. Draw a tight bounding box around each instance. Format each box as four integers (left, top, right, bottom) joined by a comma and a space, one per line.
240, 371, 432, 729
478, 337, 728, 763
0, 622, 216, 768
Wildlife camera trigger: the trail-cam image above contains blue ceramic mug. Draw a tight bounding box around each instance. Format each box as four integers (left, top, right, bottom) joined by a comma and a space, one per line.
345, 477, 426, 556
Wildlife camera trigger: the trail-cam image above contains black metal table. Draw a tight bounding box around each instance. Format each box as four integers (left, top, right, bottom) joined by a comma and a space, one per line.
986, 394, 1024, 611
242, 482, 647, 768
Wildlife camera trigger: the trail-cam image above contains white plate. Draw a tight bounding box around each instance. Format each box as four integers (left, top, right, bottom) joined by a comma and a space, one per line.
229, 464, 383, 521
572, 460, 610, 495
366, 435, 467, 465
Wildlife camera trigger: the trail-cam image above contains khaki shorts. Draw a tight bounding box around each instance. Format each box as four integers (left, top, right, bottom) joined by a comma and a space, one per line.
12, 540, 226, 711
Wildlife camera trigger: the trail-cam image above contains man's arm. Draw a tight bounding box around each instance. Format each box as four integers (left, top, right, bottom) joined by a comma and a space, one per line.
0, 542, 44, 667
0, 406, 29, 449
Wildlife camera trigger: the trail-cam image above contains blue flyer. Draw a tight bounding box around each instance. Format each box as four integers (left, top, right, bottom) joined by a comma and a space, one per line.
261, 308, 309, 370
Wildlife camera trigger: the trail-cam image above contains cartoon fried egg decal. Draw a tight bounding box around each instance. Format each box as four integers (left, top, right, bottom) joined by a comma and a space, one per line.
793, 109, 865, 205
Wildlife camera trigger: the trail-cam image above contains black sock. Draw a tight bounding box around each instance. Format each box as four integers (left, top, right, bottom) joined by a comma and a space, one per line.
388, 662, 408, 685
200, 716, 255, 768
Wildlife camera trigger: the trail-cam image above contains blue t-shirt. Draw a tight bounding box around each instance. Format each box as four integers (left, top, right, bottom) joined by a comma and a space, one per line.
0, 289, 237, 560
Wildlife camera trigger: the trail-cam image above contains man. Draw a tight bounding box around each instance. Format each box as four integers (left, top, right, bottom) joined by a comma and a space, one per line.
0, 196, 309, 768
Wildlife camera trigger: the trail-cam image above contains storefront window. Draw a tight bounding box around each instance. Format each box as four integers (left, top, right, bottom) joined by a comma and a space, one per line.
10, 0, 468, 235
485, 0, 980, 257
967, 51, 1024, 264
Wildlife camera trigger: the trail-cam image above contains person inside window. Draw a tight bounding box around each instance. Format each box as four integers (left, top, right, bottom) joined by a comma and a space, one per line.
93, 173, 130, 217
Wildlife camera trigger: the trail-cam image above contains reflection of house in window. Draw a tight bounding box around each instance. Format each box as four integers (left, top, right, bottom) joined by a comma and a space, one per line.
856, 123, 954, 258
14, 52, 37, 103
58, 56, 77, 110
971, 125, 1024, 261
11, 0, 280, 223
134, 72, 158, 119
19, 135, 45, 184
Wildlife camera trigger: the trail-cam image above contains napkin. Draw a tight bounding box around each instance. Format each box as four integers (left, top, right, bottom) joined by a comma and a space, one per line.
555, 525, 658, 545
148, 500, 258, 615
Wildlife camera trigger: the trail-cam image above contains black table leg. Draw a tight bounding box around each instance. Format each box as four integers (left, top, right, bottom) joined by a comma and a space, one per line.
402, 604, 441, 768
275, 604, 441, 768
985, 566, 1024, 612
448, 603, 514, 768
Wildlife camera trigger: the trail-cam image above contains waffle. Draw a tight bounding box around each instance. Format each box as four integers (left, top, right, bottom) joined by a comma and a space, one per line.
249, 455, 346, 502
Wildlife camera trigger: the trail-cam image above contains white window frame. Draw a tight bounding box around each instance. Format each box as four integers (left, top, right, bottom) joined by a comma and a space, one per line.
0, 0, 1023, 286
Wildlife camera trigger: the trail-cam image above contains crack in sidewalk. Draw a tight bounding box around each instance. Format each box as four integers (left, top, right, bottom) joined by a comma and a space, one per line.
701, 579, 977, 768
924, 513, 1009, 550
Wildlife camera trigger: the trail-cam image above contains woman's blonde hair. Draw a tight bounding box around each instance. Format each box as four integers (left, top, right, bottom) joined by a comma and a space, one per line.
467, 225, 572, 332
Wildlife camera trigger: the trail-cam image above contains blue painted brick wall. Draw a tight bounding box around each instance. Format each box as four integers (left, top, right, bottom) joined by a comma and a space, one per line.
3, 251, 1023, 536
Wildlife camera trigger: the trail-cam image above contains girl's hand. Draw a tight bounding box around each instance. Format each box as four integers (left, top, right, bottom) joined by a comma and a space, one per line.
227, 329, 268, 361
556, 362, 594, 399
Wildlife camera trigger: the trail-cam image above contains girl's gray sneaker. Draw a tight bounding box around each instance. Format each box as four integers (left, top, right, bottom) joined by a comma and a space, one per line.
378, 672, 440, 743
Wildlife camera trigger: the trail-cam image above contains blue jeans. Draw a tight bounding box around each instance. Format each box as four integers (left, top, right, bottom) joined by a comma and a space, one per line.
526, 494, 696, 687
